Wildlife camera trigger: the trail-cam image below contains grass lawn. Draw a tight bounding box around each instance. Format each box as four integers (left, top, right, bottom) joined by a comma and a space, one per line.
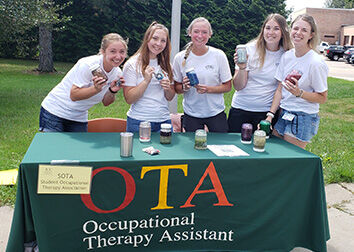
0, 58, 353, 205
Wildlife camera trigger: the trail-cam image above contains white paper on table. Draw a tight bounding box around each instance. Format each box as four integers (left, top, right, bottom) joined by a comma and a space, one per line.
207, 145, 249, 157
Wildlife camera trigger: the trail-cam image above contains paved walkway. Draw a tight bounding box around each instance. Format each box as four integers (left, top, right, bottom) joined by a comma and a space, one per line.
1, 183, 353, 251
323, 56, 354, 82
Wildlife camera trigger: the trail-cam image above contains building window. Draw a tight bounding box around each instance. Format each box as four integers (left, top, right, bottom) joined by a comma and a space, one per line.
344, 36, 349, 45
351, 36, 354, 45
324, 35, 335, 38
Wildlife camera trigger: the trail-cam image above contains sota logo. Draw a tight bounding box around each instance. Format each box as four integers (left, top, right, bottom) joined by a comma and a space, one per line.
80, 161, 233, 213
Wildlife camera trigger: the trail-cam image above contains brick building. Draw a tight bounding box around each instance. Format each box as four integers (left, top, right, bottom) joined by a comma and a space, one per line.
342, 24, 354, 45
290, 8, 354, 45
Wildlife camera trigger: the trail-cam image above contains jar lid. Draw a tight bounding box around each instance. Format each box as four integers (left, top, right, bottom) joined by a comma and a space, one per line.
160, 123, 171, 129
260, 120, 271, 126
140, 121, 151, 127
236, 45, 246, 49
241, 123, 253, 129
89, 63, 100, 71
254, 130, 266, 136
186, 67, 195, 73
120, 132, 133, 137
195, 129, 207, 136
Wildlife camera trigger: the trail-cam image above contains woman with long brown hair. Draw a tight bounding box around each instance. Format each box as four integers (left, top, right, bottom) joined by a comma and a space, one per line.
265, 14, 328, 148
228, 13, 292, 133
123, 21, 175, 132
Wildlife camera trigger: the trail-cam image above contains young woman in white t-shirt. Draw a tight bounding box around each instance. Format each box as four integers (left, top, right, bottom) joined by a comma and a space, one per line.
228, 13, 292, 133
173, 17, 232, 132
123, 22, 175, 132
39, 33, 128, 132
266, 14, 328, 148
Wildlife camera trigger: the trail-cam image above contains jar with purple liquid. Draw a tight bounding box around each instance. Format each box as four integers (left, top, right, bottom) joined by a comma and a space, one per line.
241, 123, 253, 144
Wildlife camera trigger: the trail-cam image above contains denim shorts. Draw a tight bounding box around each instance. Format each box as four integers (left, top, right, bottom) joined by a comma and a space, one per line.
126, 116, 172, 133
39, 107, 88, 132
274, 109, 320, 142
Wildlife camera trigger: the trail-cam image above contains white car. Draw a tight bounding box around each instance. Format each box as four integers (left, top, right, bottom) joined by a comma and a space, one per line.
317, 41, 329, 53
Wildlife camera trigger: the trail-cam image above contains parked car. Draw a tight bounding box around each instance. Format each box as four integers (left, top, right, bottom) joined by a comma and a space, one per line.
349, 54, 354, 64
325, 45, 354, 61
317, 41, 329, 53
343, 48, 354, 63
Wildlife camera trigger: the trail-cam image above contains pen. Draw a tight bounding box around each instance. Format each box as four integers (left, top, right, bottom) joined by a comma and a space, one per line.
50, 160, 80, 165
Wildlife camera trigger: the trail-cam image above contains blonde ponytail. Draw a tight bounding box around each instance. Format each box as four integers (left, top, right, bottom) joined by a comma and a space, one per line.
182, 42, 193, 67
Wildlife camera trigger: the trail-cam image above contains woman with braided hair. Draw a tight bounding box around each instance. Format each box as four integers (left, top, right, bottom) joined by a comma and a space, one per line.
173, 17, 232, 132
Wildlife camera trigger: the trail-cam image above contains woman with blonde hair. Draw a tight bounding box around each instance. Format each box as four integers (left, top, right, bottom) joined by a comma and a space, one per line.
265, 14, 328, 148
39, 33, 128, 132
228, 13, 292, 133
123, 21, 175, 132
173, 17, 232, 132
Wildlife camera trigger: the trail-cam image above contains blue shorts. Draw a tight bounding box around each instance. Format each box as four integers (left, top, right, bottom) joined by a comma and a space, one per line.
39, 107, 88, 132
126, 116, 172, 133
274, 109, 320, 142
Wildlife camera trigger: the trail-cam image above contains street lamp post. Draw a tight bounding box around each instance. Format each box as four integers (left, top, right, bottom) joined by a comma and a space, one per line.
169, 0, 181, 113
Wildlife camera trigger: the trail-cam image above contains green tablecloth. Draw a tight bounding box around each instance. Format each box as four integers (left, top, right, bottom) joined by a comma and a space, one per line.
7, 132, 329, 252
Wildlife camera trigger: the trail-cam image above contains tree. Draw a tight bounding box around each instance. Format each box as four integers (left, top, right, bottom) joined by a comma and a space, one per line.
36, 1, 72, 72
179, 0, 289, 67
0, 0, 38, 58
52, 0, 170, 62
2, 0, 289, 68
0, 0, 71, 72
324, 0, 354, 8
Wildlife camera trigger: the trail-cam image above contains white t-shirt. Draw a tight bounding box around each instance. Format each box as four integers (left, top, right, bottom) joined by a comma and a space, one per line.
173, 46, 232, 118
232, 42, 284, 111
275, 49, 328, 114
122, 55, 171, 122
41, 55, 122, 122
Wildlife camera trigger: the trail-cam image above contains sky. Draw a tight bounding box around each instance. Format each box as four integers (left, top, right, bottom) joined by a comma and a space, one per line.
286, 0, 327, 11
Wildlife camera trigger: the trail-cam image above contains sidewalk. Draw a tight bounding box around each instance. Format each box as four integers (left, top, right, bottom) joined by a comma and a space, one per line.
1, 183, 353, 251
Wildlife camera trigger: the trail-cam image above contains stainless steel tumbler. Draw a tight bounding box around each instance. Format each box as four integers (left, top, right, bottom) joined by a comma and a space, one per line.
120, 132, 133, 157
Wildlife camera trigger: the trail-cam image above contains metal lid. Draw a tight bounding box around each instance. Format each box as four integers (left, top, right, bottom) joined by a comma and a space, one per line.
186, 67, 195, 72
236, 44, 246, 49
254, 130, 266, 137
160, 123, 171, 130
260, 120, 271, 125
195, 129, 207, 136
241, 123, 253, 129
120, 132, 133, 137
139, 121, 151, 128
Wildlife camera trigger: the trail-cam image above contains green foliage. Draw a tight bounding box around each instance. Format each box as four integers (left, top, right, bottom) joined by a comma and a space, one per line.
0, 0, 72, 59
306, 78, 354, 184
0, 185, 17, 205
178, 0, 289, 67
1, 0, 289, 65
324, 0, 353, 8
52, 0, 173, 62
